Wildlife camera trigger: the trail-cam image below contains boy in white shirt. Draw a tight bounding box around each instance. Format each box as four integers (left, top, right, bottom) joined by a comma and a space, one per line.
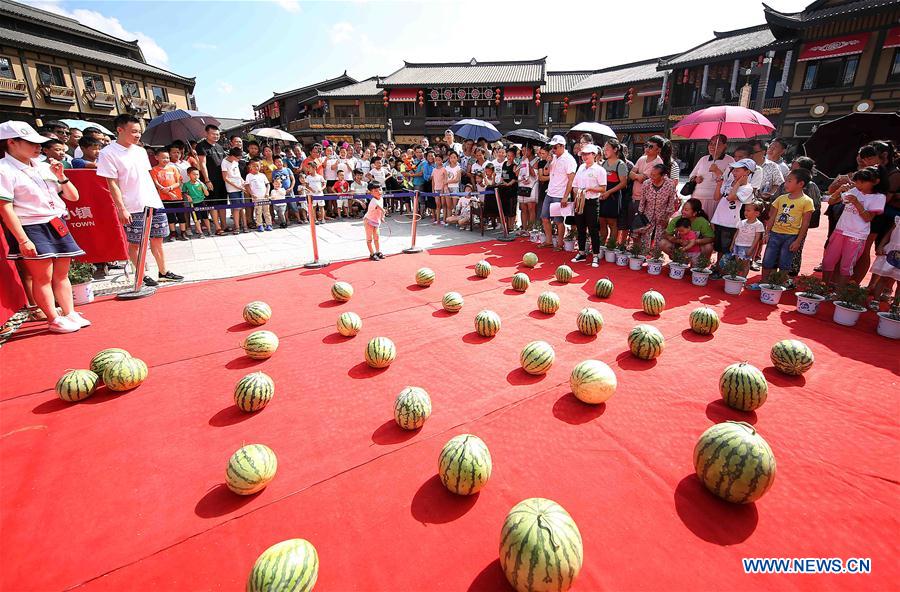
300, 160, 326, 223
244, 159, 272, 231
729, 200, 765, 277
350, 169, 369, 218
222, 147, 249, 233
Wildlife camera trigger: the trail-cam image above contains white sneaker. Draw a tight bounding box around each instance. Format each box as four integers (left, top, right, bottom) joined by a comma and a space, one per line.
592, 256, 599, 268
48, 316, 80, 333
66, 311, 91, 328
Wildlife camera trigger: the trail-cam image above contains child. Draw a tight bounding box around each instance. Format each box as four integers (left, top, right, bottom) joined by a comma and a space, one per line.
675, 217, 701, 265
222, 147, 249, 234
445, 151, 462, 212
868, 215, 899, 307
728, 200, 765, 277
332, 169, 350, 218
446, 184, 474, 230
364, 182, 385, 261
71, 137, 100, 169
244, 160, 272, 231
271, 156, 294, 228
151, 148, 189, 241
182, 166, 211, 237
431, 157, 448, 224
350, 169, 369, 218
821, 166, 885, 290
300, 160, 326, 223
42, 139, 70, 168
270, 183, 287, 227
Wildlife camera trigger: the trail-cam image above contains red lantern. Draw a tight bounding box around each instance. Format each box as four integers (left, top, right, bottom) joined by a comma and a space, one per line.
383, 101, 389, 108
495, 98, 500, 106
382, 90, 388, 97
535, 99, 541, 106
355, 99, 360, 107
591, 92, 597, 99
757, 55, 764, 66
562, 108, 568, 115
418, 90, 424, 96
591, 105, 596, 111
682, 69, 689, 84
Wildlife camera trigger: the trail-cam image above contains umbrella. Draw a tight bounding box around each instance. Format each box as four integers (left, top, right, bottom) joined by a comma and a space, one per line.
803, 112, 900, 178
671, 105, 774, 140
250, 127, 297, 142
59, 119, 114, 136
505, 129, 549, 145
567, 121, 616, 141
449, 119, 502, 142
142, 110, 220, 145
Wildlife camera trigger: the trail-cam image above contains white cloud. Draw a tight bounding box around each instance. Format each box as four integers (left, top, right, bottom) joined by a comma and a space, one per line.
216, 80, 234, 95
272, 0, 301, 12
330, 22, 354, 45
192, 42, 218, 50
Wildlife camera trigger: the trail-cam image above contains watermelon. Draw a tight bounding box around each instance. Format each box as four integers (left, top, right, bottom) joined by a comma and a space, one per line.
336, 311, 362, 337
641, 290, 666, 316
628, 324, 664, 360
243, 301, 272, 326
555, 264, 574, 283
438, 434, 492, 495
247, 539, 318, 592
234, 371, 275, 412
365, 336, 396, 368
416, 267, 435, 287
442, 291, 464, 313
475, 260, 492, 278
594, 278, 614, 298
719, 362, 768, 411
89, 348, 131, 377
770, 339, 814, 376
103, 357, 148, 391
331, 281, 353, 302
474, 310, 501, 337
226, 443, 277, 495
500, 498, 583, 592
694, 421, 776, 504
243, 330, 279, 360
537, 291, 560, 314
56, 369, 99, 402
570, 360, 617, 404
511, 272, 530, 292
522, 252, 539, 268
394, 386, 432, 430
576, 307, 604, 336
689, 307, 720, 335
520, 340, 555, 375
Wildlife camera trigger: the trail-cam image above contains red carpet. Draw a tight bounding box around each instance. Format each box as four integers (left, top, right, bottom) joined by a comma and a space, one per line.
1, 234, 897, 591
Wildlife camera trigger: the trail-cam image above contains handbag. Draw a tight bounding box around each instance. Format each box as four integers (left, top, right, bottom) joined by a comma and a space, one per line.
631, 212, 650, 231
680, 179, 696, 196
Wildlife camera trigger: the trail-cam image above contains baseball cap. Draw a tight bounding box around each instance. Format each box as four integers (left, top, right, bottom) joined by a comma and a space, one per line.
580, 144, 599, 155
730, 158, 757, 172
0, 121, 51, 144
548, 135, 566, 147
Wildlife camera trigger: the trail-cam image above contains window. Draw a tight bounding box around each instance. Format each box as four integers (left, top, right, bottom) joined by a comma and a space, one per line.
545, 102, 565, 124
83, 73, 106, 93
890, 49, 900, 84
801, 56, 859, 90
333, 104, 358, 118
121, 80, 140, 98
575, 103, 593, 122
0, 57, 14, 80
470, 106, 497, 119
364, 102, 385, 118
605, 99, 627, 120
508, 101, 530, 116
390, 102, 416, 118
642, 96, 659, 117
36, 63, 65, 87
151, 85, 168, 102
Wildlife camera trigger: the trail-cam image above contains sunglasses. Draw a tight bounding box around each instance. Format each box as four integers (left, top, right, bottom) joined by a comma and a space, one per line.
646, 144, 659, 149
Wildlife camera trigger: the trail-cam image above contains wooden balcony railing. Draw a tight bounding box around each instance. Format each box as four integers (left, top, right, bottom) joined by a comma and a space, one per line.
0, 78, 27, 99
288, 116, 386, 132
84, 89, 116, 109
122, 95, 149, 113
38, 84, 75, 104
153, 99, 177, 113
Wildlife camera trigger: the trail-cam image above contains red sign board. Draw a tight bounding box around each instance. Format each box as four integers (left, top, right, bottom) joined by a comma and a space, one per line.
885, 27, 900, 49
64, 170, 128, 264
798, 33, 870, 62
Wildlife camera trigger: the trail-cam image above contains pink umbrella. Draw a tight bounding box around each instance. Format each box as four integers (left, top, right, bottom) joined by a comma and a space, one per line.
671, 105, 775, 140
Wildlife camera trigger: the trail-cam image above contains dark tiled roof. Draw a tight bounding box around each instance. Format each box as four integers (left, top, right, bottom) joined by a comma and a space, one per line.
571, 61, 665, 92
541, 71, 592, 94
763, 0, 898, 27
268, 73, 357, 101
318, 77, 382, 98
380, 58, 546, 86
0, 0, 133, 48
659, 25, 791, 68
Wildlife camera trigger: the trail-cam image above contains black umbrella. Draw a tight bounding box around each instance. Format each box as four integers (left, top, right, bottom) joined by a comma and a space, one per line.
504, 129, 549, 146
803, 112, 900, 177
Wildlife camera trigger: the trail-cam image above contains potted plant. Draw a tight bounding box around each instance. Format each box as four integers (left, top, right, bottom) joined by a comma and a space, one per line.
604, 236, 618, 263
832, 282, 868, 326
529, 221, 541, 244
690, 254, 713, 287
627, 241, 645, 271
646, 246, 664, 275
615, 241, 629, 266
69, 261, 94, 305
876, 295, 900, 339
668, 247, 689, 280
795, 275, 829, 316
721, 256, 746, 295
563, 226, 577, 252
759, 270, 789, 305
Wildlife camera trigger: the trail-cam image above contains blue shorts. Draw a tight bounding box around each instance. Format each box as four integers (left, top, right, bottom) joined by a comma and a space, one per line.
731, 245, 753, 260
541, 196, 563, 222
762, 231, 796, 271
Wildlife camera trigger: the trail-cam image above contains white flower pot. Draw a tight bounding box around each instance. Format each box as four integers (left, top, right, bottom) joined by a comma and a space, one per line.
597, 246, 606, 258
833, 302, 865, 326
876, 312, 900, 339
759, 285, 786, 305
795, 293, 825, 316
537, 232, 546, 244
563, 239, 576, 252
646, 260, 663, 275
615, 252, 629, 266
668, 263, 687, 280
604, 249, 618, 263
529, 231, 540, 243
691, 269, 711, 287
723, 275, 746, 295
628, 256, 645, 271
72, 281, 94, 305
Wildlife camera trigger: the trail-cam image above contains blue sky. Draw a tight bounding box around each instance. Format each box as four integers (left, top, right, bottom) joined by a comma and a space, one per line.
28, 0, 812, 119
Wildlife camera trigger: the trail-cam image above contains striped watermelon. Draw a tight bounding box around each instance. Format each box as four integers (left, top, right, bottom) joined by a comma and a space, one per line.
365, 336, 396, 368
475, 260, 492, 278
243, 330, 279, 360
500, 498, 583, 592
576, 307, 604, 336
689, 307, 720, 335
522, 252, 539, 268
103, 357, 148, 391
570, 360, 617, 404
416, 267, 435, 287
770, 339, 814, 376
555, 264, 574, 283
56, 369, 99, 402
243, 301, 272, 326
234, 371, 275, 412
394, 386, 432, 430
438, 434, 492, 495
442, 291, 464, 313
511, 272, 530, 292
247, 539, 318, 592
225, 443, 277, 495
336, 311, 362, 337
537, 291, 560, 314
641, 290, 666, 316
474, 310, 501, 337
694, 421, 776, 504
628, 324, 664, 360
331, 281, 353, 302
719, 362, 768, 411
520, 340, 555, 375
594, 278, 614, 298
90, 348, 131, 377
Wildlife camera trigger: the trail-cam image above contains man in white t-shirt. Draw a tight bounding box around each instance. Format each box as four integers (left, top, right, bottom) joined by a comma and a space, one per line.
97, 114, 183, 287
540, 135, 576, 249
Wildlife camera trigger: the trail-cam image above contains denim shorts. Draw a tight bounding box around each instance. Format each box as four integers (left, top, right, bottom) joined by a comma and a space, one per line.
541, 196, 563, 222
731, 245, 753, 260
762, 231, 796, 271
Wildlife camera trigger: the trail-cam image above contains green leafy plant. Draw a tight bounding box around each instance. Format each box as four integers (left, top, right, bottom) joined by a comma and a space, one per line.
835, 282, 868, 311
670, 247, 689, 266
648, 245, 663, 261
565, 226, 577, 240
886, 295, 900, 320
763, 270, 789, 289
616, 240, 629, 252
721, 256, 742, 279
68, 261, 93, 285
628, 241, 644, 257
796, 275, 829, 298
692, 254, 712, 272
605, 236, 618, 250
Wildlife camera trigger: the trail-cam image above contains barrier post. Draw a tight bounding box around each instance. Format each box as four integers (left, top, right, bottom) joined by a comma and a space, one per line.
495, 188, 515, 242
402, 190, 423, 254
304, 194, 329, 268
117, 206, 157, 300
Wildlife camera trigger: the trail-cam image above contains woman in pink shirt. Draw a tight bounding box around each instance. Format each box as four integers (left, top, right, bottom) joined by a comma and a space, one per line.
431, 157, 449, 224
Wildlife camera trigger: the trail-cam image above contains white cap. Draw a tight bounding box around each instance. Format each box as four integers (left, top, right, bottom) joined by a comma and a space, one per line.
548, 135, 566, 146
0, 121, 51, 144
580, 143, 599, 155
